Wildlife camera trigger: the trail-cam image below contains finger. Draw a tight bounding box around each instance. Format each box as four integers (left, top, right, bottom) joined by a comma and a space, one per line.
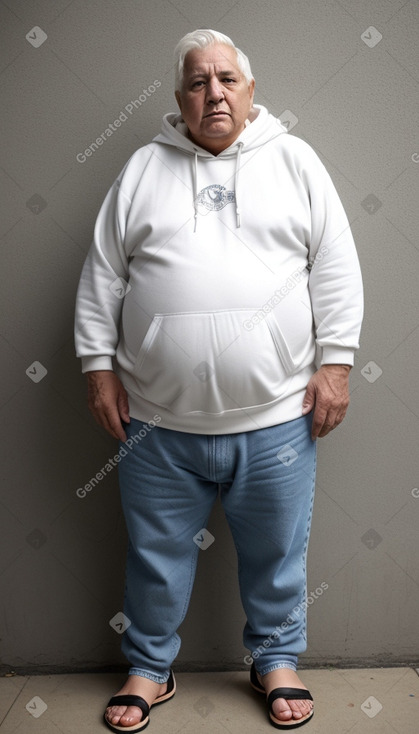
103, 408, 127, 441
116, 419, 127, 442
318, 423, 333, 438
302, 385, 315, 415
317, 406, 345, 437
90, 401, 124, 441
118, 390, 131, 425
337, 402, 349, 425
329, 401, 348, 431
310, 408, 327, 439
89, 406, 114, 436
312, 401, 342, 438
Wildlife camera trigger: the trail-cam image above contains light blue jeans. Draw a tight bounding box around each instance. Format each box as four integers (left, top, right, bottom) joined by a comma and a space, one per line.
118, 413, 317, 684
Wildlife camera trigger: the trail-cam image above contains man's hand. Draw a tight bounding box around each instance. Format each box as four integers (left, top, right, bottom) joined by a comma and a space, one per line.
86, 370, 130, 441
302, 364, 351, 440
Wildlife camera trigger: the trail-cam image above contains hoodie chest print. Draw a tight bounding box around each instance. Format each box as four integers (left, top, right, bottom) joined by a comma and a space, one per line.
195, 184, 235, 211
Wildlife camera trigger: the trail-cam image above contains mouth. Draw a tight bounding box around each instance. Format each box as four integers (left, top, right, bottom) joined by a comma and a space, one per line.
204, 111, 229, 118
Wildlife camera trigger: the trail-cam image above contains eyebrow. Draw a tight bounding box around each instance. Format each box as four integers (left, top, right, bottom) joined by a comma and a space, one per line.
187, 69, 238, 80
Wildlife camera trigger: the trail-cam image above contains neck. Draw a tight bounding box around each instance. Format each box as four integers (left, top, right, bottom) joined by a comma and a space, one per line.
186, 124, 246, 156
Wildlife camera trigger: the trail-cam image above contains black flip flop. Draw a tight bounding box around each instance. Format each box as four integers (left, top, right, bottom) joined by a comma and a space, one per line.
104, 670, 176, 733
250, 663, 314, 729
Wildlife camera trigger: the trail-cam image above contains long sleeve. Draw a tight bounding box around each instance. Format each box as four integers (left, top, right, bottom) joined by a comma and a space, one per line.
303, 148, 364, 366
74, 167, 132, 373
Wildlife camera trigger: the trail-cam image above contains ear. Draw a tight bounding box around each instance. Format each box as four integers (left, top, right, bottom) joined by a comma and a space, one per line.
248, 79, 255, 108
175, 90, 182, 111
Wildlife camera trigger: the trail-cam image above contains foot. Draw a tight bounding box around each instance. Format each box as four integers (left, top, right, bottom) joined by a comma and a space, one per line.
258, 668, 313, 723
105, 675, 167, 728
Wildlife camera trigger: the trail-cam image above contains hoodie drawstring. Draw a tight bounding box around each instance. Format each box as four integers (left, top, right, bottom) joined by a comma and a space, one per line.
193, 149, 199, 233
234, 142, 243, 229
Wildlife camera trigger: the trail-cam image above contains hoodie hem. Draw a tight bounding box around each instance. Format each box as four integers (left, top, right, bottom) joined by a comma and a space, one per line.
123, 384, 312, 435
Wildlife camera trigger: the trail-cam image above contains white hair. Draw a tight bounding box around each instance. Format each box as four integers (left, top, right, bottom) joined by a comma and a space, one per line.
174, 29, 254, 91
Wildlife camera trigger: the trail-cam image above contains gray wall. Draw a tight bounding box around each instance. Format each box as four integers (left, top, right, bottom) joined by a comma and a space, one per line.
1, 0, 418, 674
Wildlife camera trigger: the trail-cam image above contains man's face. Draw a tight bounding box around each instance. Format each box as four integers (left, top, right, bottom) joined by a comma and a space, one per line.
175, 43, 255, 155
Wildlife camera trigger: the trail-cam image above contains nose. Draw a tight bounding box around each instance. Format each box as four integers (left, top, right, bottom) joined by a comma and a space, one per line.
206, 76, 224, 105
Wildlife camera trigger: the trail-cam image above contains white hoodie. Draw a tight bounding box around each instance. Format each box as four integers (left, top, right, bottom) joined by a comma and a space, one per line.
74, 105, 363, 434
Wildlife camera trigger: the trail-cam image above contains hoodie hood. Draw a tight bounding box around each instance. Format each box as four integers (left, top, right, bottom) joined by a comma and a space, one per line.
153, 104, 288, 156
153, 105, 288, 229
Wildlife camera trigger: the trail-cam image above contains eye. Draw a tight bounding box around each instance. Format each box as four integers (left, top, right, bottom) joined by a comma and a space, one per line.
192, 80, 205, 88
222, 78, 235, 83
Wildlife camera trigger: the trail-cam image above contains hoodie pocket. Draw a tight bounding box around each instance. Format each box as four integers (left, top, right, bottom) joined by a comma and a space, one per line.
133, 309, 297, 416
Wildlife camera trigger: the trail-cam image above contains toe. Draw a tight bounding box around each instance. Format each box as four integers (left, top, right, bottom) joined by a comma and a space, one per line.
287, 699, 306, 718
271, 698, 294, 721
119, 705, 144, 725
297, 698, 313, 716
272, 697, 313, 722
106, 705, 125, 724
106, 704, 144, 726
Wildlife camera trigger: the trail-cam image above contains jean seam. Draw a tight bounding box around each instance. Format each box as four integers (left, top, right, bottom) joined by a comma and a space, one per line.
300, 444, 317, 641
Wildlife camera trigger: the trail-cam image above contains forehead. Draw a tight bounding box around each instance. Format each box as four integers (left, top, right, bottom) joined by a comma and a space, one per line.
183, 43, 241, 75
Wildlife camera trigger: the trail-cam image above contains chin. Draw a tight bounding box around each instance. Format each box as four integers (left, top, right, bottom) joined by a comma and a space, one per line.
202, 121, 233, 135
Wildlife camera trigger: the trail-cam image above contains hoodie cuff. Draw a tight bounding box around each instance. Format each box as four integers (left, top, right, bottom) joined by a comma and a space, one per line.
81, 356, 114, 373
320, 346, 355, 367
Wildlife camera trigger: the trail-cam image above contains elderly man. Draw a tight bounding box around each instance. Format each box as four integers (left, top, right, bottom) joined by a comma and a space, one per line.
75, 29, 363, 731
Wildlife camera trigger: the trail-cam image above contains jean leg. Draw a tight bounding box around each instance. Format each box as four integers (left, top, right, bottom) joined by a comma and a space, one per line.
118, 421, 218, 683
220, 414, 317, 675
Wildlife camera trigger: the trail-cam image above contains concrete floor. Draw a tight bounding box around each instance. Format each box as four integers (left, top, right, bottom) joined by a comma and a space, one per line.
1, 668, 418, 734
